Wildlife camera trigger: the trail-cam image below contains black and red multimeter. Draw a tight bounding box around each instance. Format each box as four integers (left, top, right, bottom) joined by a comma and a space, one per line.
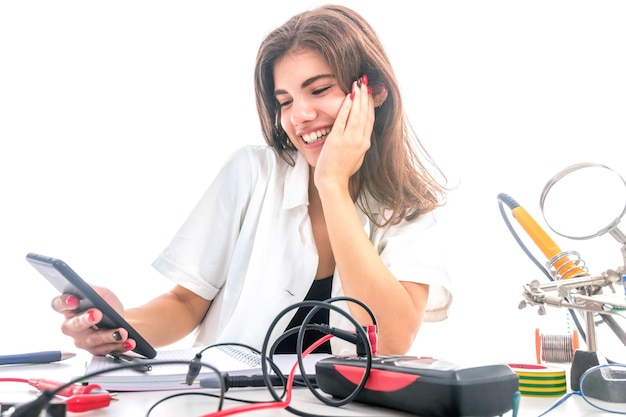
315, 355, 519, 417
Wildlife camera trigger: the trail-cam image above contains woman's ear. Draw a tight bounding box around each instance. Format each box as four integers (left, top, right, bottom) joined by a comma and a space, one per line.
371, 84, 388, 108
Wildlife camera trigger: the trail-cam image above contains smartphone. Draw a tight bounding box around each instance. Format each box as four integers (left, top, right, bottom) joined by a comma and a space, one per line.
26, 252, 157, 359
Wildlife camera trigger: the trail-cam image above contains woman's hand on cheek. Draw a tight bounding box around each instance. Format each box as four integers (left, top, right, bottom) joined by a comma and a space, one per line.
315, 78, 374, 189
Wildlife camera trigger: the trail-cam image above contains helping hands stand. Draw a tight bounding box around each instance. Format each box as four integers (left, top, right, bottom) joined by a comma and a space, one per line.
512, 163, 626, 391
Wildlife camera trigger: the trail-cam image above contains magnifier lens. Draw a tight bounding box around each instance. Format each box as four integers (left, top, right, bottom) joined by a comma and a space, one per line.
580, 364, 626, 413
541, 164, 626, 240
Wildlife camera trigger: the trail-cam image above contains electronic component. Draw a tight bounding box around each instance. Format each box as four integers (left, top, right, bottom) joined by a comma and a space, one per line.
315, 355, 519, 417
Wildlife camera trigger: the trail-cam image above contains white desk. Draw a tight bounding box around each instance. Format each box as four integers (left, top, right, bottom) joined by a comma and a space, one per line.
0, 355, 617, 417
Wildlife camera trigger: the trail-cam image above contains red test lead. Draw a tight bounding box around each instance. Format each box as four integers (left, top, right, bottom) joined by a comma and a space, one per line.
0, 379, 116, 413
25, 379, 115, 412
27, 379, 107, 397
64, 393, 118, 412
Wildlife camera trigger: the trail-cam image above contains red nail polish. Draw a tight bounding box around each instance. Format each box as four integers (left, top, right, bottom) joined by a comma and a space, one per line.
349, 91, 355, 100
65, 295, 79, 308
368, 87, 372, 95
87, 310, 96, 322
362, 74, 368, 86
124, 341, 133, 350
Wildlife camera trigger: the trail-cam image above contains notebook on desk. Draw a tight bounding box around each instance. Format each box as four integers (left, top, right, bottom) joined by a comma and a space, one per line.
83, 345, 328, 392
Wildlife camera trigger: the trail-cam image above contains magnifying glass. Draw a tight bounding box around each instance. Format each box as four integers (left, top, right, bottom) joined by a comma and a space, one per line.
540, 162, 626, 244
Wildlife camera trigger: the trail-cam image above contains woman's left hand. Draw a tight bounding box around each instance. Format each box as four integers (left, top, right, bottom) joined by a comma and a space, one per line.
314, 76, 374, 190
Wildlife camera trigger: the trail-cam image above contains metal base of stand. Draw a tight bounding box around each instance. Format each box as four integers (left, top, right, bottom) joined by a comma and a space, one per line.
570, 350, 604, 391
570, 349, 626, 404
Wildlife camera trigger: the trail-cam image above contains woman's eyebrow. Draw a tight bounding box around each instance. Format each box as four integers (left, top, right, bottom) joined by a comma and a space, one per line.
274, 74, 336, 96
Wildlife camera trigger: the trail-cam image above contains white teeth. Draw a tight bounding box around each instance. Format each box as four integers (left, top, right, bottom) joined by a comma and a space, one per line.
301, 128, 330, 144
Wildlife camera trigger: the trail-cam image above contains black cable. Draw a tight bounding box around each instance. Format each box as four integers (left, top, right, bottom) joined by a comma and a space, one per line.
0, 359, 226, 417
0, 390, 55, 417
144, 298, 377, 417
191, 342, 263, 385
144, 391, 264, 417
145, 341, 302, 416
145, 392, 227, 417
294, 296, 376, 405
599, 315, 626, 348
260, 296, 376, 417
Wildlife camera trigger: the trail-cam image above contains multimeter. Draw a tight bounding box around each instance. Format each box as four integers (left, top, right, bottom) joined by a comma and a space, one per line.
315, 355, 519, 417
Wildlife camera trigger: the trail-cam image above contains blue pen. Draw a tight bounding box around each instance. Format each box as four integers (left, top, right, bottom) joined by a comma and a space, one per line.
0, 351, 76, 365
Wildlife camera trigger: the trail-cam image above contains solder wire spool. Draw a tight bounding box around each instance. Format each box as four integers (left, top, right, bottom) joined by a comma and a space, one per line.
508, 363, 567, 397
535, 328, 579, 364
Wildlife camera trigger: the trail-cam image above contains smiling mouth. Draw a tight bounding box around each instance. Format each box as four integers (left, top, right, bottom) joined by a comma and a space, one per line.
301, 128, 331, 144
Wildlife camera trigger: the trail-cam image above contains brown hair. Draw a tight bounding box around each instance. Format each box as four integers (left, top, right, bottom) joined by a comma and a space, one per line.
254, 4, 447, 226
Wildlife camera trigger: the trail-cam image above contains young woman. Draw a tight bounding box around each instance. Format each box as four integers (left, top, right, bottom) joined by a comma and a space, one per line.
51, 4, 452, 356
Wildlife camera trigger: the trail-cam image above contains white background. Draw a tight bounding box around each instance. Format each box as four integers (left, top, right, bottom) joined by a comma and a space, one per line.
1, 1, 625, 366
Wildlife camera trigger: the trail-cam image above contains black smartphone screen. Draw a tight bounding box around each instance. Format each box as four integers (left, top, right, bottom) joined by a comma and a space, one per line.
26, 252, 156, 359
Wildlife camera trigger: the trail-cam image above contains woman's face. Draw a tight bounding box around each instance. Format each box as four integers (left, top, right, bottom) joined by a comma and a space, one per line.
273, 50, 346, 168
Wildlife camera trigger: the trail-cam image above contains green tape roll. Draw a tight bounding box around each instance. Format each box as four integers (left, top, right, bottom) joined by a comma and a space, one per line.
509, 363, 567, 397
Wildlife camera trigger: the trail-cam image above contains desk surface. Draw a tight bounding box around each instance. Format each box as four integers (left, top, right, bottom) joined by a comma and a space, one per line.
0, 355, 617, 417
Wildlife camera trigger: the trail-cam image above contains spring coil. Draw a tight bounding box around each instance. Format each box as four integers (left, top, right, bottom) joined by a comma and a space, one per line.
547, 250, 588, 280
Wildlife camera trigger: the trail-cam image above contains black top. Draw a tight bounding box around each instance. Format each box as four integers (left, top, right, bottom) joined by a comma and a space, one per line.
274, 276, 333, 354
